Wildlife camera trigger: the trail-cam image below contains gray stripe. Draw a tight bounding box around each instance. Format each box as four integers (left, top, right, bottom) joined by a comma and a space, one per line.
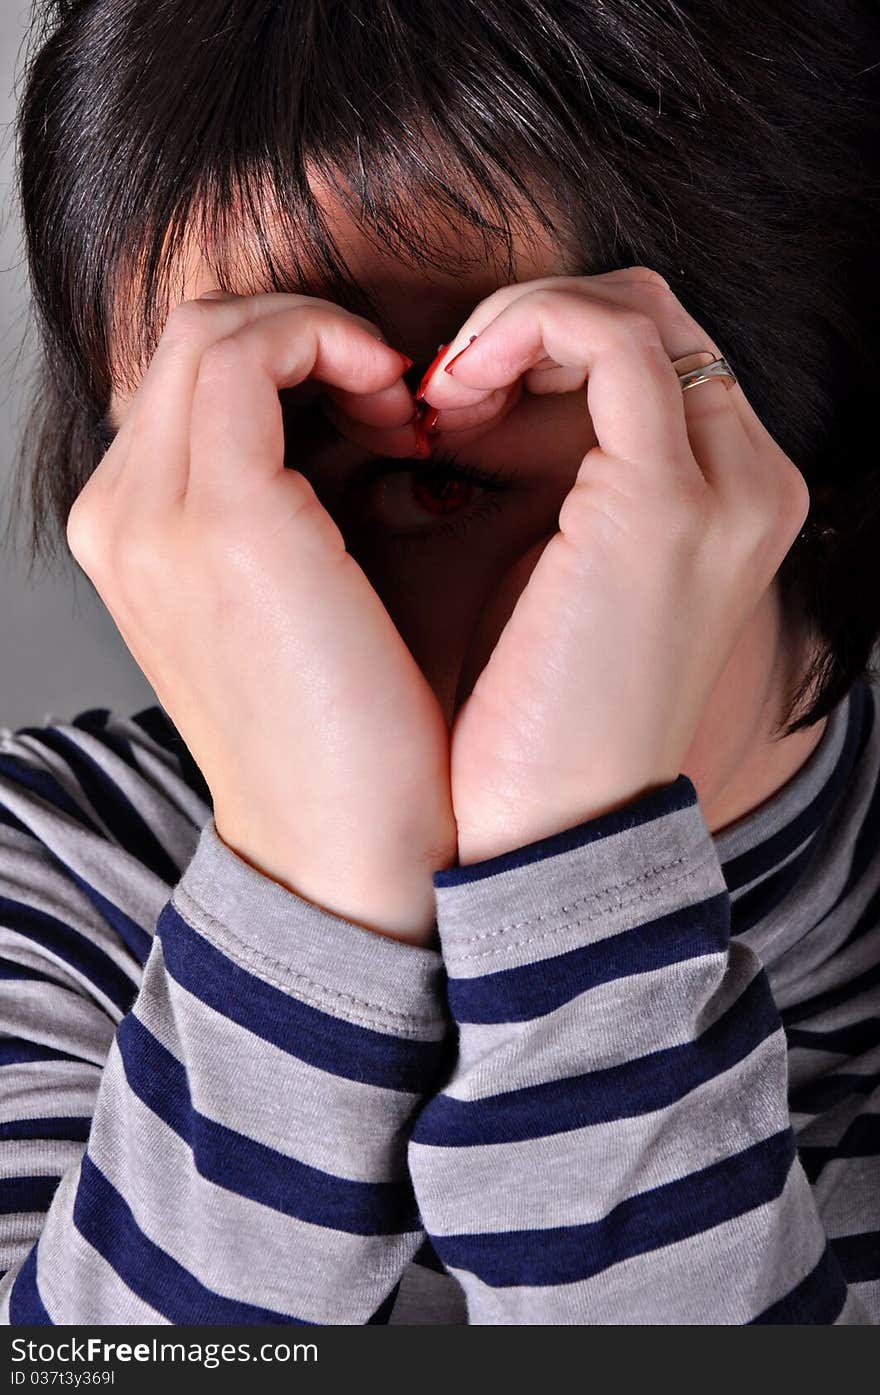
137, 937, 423, 1182
0, 979, 115, 1065
89, 1046, 421, 1324
437, 801, 726, 976
0, 792, 169, 973
176, 818, 447, 1035
0, 1061, 100, 1120
0, 1137, 84, 1179
817, 1149, 880, 1236
843, 1280, 879, 1324
22, 1165, 166, 1323
445, 943, 762, 1099
410, 1029, 790, 1233
442, 1161, 826, 1324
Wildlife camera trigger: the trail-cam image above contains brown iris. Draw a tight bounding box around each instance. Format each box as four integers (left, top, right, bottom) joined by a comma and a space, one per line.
411, 469, 476, 517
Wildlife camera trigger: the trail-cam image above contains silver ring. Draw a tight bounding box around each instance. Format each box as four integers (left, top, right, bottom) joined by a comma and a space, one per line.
672, 351, 737, 392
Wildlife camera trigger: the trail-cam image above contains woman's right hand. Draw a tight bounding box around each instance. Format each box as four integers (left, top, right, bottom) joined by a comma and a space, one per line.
65, 292, 457, 944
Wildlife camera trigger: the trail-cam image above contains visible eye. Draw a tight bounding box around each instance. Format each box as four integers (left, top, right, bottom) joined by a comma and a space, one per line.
350, 449, 515, 545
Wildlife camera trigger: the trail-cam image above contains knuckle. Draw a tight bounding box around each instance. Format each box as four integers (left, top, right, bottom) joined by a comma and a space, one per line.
196, 334, 251, 384
620, 265, 672, 293
162, 298, 214, 342
617, 308, 665, 351
65, 491, 104, 566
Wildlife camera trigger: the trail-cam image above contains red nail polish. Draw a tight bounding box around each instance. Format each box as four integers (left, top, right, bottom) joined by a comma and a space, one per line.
415, 343, 451, 401
444, 334, 478, 376
394, 351, 414, 371
422, 406, 441, 433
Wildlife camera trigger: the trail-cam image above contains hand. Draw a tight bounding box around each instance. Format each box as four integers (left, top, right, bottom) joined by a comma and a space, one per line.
66, 291, 456, 943
416, 269, 810, 863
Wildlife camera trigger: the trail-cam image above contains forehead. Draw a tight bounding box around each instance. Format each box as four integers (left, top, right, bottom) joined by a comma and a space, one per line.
106, 166, 568, 415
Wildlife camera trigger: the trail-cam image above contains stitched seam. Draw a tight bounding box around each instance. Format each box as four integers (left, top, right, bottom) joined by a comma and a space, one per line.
444, 851, 693, 941
444, 851, 720, 963
173, 885, 442, 1037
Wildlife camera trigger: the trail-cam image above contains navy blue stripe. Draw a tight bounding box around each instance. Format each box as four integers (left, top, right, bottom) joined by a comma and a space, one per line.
830, 1228, 880, 1283
838, 888, 880, 954
798, 1146, 833, 1184
73, 1154, 311, 1324
0, 1038, 85, 1067
722, 678, 872, 897
0, 805, 34, 838
729, 836, 821, 938
158, 902, 448, 1094
130, 705, 213, 809
780, 954, 880, 1028
0, 893, 137, 1013
786, 1018, 880, 1057
0, 753, 101, 836
413, 1236, 446, 1273
71, 708, 111, 730
799, 1112, 880, 1183
789, 1070, 879, 1115
9, 1244, 52, 1324
117, 1012, 421, 1235
0, 1116, 91, 1143
55, 868, 153, 968
0, 960, 62, 986
749, 1242, 848, 1323
14, 727, 181, 887
433, 775, 697, 888
832, 1110, 880, 1157
0, 1175, 62, 1215
433, 1127, 797, 1286
447, 890, 730, 1025
413, 968, 781, 1146
70, 709, 147, 779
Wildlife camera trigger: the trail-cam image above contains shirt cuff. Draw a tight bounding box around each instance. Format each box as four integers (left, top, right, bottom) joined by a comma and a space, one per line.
431, 774, 729, 989
171, 815, 448, 1036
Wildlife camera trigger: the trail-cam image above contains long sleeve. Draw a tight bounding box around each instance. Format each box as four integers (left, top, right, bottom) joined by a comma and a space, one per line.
407, 774, 877, 1324
0, 706, 450, 1324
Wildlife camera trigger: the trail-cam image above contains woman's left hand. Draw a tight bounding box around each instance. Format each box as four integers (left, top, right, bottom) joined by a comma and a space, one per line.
416, 269, 811, 863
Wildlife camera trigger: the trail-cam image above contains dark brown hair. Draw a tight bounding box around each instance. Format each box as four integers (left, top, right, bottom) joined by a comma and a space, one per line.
5, 1, 880, 735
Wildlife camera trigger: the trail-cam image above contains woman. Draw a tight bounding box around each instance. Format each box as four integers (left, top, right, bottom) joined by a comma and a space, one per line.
0, 0, 878, 1324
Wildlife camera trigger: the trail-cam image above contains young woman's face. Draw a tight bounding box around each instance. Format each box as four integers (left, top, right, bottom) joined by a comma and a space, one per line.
108, 200, 597, 723
105, 188, 825, 833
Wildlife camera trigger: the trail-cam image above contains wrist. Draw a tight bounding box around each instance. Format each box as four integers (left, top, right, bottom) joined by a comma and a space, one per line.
213, 815, 450, 947
455, 771, 681, 866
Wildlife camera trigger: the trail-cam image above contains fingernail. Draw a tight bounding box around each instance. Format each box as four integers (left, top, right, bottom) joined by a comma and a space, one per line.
394, 350, 414, 371
422, 406, 442, 433
415, 343, 451, 401
444, 334, 478, 376
198, 288, 233, 301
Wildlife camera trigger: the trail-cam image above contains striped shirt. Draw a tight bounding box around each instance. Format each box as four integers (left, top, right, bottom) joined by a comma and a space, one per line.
0, 669, 878, 1324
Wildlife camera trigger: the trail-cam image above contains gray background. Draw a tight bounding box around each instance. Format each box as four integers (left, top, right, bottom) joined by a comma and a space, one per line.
0, 5, 155, 731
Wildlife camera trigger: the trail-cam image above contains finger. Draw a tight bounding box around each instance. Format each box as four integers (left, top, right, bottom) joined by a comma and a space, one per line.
423, 383, 523, 442
420, 287, 696, 485
183, 302, 417, 507
320, 396, 424, 460
563, 275, 765, 508
105, 294, 413, 511
585, 269, 768, 454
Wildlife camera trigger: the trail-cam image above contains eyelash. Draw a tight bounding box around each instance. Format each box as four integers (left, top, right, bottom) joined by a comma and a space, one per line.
92, 419, 513, 544
355, 449, 515, 546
